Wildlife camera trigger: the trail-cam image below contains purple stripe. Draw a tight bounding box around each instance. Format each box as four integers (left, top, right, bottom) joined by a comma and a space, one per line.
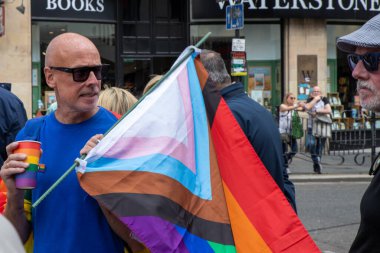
15, 171, 36, 189
120, 216, 189, 253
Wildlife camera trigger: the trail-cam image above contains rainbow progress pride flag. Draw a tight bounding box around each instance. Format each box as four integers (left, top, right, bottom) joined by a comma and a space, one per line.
77, 49, 320, 252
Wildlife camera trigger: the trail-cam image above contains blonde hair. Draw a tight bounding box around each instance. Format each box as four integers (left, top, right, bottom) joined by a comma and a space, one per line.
143, 75, 163, 95
98, 87, 138, 115
283, 93, 294, 104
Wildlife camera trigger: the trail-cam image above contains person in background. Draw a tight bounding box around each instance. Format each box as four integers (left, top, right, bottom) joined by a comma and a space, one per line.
303, 86, 331, 174
279, 93, 304, 174
0, 87, 27, 168
200, 49, 296, 212
337, 13, 380, 252
143, 75, 163, 95
98, 86, 138, 115
0, 33, 145, 253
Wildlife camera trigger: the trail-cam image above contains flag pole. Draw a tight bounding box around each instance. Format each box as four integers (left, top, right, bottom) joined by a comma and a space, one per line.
32, 32, 212, 208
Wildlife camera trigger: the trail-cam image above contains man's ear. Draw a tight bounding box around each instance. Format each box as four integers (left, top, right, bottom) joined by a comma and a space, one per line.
44, 67, 56, 89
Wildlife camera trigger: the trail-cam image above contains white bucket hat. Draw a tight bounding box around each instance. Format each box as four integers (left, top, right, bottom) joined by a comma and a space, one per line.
337, 14, 380, 53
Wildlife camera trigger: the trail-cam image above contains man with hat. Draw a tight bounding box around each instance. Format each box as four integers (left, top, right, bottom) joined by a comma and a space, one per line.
337, 13, 380, 252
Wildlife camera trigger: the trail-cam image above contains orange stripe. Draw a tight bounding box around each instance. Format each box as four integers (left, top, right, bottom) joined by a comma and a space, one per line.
13, 148, 41, 157
223, 181, 272, 253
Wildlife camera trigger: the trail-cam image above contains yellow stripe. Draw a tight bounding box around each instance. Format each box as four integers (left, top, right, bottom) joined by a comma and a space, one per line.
223, 182, 272, 253
25, 155, 39, 164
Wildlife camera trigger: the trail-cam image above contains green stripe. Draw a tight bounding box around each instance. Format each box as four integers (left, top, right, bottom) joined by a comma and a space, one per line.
208, 241, 236, 253
26, 164, 39, 172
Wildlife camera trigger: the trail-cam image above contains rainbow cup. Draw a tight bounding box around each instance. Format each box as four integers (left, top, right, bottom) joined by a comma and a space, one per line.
14, 141, 43, 189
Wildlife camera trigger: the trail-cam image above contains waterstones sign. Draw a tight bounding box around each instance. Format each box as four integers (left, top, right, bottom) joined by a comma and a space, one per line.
32, 0, 116, 22
192, 0, 380, 20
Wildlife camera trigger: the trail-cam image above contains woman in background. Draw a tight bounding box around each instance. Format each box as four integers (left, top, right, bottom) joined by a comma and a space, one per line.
279, 93, 303, 173
98, 87, 138, 115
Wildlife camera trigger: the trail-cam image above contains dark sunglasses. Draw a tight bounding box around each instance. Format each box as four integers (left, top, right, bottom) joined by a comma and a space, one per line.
49, 64, 109, 82
290, 97, 296, 99
347, 52, 380, 72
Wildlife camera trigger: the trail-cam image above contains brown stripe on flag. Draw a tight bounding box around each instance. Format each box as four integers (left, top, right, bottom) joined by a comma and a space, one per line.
79, 138, 229, 224
194, 57, 221, 127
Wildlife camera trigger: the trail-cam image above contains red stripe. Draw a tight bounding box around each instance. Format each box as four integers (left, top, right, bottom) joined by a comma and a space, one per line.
211, 99, 320, 252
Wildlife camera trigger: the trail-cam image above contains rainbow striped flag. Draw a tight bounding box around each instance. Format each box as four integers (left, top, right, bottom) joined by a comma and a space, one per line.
77, 49, 320, 252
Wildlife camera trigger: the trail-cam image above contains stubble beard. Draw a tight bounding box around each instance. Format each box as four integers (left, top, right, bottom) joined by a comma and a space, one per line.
357, 80, 380, 112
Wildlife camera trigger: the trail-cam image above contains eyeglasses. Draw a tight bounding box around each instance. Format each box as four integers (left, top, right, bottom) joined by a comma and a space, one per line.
370, 153, 380, 175
347, 52, 380, 72
49, 64, 109, 82
290, 97, 296, 100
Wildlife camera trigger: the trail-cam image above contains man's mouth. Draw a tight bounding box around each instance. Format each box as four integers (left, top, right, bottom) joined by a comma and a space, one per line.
80, 92, 98, 97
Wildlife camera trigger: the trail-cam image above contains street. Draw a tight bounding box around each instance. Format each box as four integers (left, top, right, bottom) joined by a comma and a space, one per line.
296, 181, 370, 253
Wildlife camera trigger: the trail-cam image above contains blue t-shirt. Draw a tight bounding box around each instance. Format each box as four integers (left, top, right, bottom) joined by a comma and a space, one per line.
17, 107, 124, 253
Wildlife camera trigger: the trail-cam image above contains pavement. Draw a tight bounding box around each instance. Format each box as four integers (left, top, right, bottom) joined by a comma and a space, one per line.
288, 150, 374, 182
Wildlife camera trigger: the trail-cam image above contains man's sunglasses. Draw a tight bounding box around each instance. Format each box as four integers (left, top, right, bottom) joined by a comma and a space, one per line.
347, 52, 380, 72
49, 64, 109, 82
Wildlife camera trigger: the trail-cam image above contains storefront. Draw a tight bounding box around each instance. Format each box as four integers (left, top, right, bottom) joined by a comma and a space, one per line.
30, 0, 188, 116
191, 0, 379, 127
31, 1, 117, 115
3, 0, 380, 121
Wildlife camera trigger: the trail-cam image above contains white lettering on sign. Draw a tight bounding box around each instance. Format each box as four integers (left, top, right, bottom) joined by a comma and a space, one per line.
371, 0, 380, 10
291, 0, 308, 10
354, 0, 368, 10
217, 0, 380, 12
274, 0, 289, 9
46, 0, 104, 12
72, 0, 84, 11
326, 0, 335, 10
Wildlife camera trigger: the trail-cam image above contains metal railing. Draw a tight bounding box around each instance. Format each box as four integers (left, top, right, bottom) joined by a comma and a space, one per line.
278, 112, 380, 166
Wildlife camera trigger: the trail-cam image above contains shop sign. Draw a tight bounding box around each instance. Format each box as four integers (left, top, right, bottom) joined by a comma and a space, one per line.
232, 38, 245, 52
32, 0, 116, 22
231, 51, 247, 77
192, 0, 380, 20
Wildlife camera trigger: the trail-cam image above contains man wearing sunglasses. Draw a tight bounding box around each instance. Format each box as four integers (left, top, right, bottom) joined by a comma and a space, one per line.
0, 33, 134, 253
303, 86, 332, 174
337, 13, 380, 253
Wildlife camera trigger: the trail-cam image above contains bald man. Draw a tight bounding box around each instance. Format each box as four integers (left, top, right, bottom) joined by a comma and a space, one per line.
0, 33, 128, 253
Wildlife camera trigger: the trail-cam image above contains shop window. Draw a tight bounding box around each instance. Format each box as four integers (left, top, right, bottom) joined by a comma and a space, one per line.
122, 0, 187, 55
190, 24, 281, 112
137, 39, 151, 53
123, 0, 150, 21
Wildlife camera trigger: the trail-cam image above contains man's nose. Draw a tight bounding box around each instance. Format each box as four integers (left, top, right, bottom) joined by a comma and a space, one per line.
352, 60, 369, 80
86, 71, 99, 84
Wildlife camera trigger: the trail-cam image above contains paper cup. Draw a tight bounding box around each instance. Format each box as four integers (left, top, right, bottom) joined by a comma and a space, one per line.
14, 141, 42, 189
